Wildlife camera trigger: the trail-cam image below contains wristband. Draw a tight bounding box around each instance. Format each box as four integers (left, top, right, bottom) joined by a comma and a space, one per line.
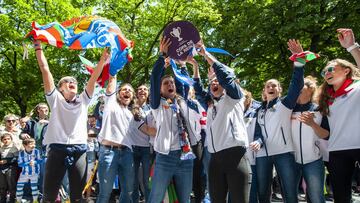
294, 61, 305, 67
35, 48, 42, 51
346, 43, 360, 52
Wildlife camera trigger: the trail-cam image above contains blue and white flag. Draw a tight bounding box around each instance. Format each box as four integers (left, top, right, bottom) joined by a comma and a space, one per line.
170, 59, 194, 86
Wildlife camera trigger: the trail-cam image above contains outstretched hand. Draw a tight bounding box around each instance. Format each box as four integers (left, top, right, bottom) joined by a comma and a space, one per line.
160, 37, 172, 56
287, 39, 303, 54
337, 28, 355, 49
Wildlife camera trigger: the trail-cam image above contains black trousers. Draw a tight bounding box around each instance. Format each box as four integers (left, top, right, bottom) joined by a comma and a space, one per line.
191, 142, 205, 203
43, 145, 87, 203
329, 148, 360, 203
208, 146, 251, 203
0, 165, 17, 203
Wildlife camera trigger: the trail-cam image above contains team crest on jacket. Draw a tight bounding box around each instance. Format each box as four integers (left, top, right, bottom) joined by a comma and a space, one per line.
269, 105, 277, 112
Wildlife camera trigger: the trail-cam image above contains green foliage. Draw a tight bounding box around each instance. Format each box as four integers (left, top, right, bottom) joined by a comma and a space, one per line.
1, 0, 360, 117
212, 0, 360, 99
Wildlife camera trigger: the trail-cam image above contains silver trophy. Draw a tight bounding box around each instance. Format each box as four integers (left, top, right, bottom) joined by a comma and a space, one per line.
170, 27, 183, 41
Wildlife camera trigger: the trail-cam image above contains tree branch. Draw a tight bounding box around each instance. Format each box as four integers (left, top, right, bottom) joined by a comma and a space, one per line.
110, 7, 121, 18
145, 22, 170, 58
1, 51, 15, 68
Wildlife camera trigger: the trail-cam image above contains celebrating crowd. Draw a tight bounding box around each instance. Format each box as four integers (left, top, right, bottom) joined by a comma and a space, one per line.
1, 28, 360, 203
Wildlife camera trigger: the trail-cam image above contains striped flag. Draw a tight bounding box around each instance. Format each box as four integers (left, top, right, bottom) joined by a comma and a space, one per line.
25, 16, 133, 75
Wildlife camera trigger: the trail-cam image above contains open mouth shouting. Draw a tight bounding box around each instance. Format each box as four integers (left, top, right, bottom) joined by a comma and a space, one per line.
168, 88, 174, 94
69, 83, 76, 90
119, 93, 132, 106
212, 86, 219, 92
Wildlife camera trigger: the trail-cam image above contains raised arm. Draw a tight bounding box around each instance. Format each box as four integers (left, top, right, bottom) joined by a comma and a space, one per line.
337, 28, 360, 68
106, 75, 117, 95
212, 62, 243, 100
34, 40, 55, 94
195, 41, 218, 66
196, 41, 242, 100
281, 39, 305, 109
174, 60, 190, 99
150, 37, 171, 109
188, 57, 200, 79
86, 48, 110, 96
188, 56, 207, 98
186, 56, 210, 109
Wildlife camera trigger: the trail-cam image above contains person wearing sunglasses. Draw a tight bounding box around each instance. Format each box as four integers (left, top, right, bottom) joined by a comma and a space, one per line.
249, 39, 305, 203
191, 41, 251, 203
317, 28, 360, 203
1, 114, 22, 149
33, 40, 109, 203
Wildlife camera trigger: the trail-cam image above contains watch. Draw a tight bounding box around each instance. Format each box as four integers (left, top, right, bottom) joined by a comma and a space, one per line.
347, 43, 360, 52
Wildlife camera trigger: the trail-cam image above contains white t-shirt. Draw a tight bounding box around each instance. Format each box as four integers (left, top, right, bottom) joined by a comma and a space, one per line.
328, 81, 360, 151
43, 89, 91, 145
128, 118, 150, 147
127, 104, 152, 147
151, 98, 182, 154
97, 92, 133, 149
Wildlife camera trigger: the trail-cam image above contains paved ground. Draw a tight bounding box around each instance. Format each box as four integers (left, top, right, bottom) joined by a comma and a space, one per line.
18, 191, 360, 202
270, 192, 360, 203
83, 192, 360, 203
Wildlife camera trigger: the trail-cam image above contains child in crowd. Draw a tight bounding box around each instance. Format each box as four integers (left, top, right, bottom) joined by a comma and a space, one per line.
16, 138, 42, 203
0, 132, 19, 203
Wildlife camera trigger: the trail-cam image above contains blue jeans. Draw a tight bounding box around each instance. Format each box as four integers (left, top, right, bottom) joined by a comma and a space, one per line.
96, 145, 134, 203
256, 152, 298, 203
249, 165, 258, 203
295, 159, 325, 203
148, 150, 193, 203
132, 146, 151, 203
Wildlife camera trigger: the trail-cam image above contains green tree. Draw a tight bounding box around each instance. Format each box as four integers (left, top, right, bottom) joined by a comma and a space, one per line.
2, 0, 360, 118
0, 0, 98, 118
0, 0, 221, 117
96, 0, 221, 84
212, 0, 360, 99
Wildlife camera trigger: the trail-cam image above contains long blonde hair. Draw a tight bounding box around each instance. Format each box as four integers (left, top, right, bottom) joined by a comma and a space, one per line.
317, 59, 360, 116
117, 83, 136, 108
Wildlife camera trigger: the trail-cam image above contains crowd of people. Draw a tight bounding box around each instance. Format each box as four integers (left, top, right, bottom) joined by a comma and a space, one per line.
0, 28, 360, 203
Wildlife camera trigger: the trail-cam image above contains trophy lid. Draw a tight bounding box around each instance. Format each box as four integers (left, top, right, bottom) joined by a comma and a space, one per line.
163, 21, 200, 60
